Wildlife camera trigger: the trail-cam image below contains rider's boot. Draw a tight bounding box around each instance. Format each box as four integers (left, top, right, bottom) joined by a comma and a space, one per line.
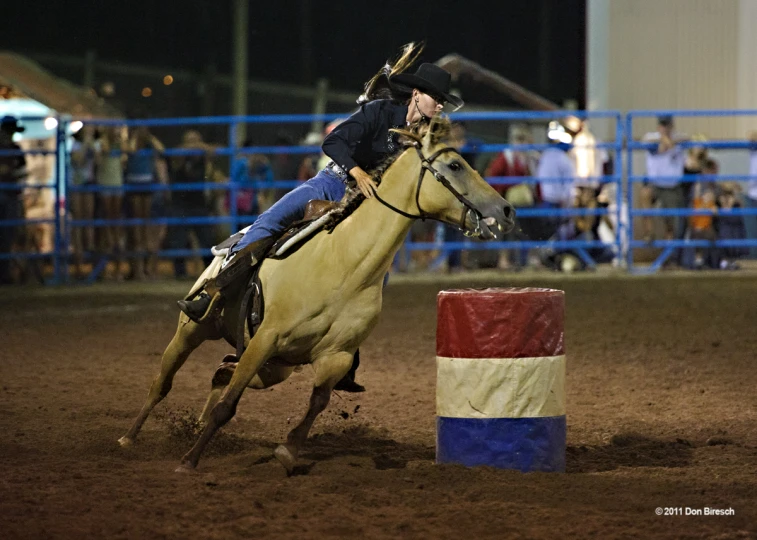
334, 349, 365, 393
177, 237, 273, 323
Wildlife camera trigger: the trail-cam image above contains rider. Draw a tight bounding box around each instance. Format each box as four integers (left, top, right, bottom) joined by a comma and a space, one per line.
178, 44, 463, 390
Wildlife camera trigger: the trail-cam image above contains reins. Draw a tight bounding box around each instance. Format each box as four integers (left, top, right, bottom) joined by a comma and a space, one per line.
370, 144, 484, 237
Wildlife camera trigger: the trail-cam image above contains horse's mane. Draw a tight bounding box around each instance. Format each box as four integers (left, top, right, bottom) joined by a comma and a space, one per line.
368, 116, 452, 181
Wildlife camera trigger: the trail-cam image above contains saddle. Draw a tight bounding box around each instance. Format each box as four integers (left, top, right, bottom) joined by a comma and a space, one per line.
211, 198, 345, 260
211, 193, 362, 360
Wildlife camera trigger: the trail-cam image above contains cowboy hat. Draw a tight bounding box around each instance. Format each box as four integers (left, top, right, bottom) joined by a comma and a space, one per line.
390, 63, 464, 111
1, 116, 25, 134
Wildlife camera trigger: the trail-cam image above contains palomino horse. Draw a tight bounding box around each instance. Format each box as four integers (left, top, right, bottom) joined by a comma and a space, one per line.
118, 117, 515, 474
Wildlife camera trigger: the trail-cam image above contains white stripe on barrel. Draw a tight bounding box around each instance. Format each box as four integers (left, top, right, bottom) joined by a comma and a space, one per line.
436, 288, 566, 472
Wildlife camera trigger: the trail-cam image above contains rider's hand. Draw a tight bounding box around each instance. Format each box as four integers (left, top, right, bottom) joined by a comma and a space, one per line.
350, 167, 378, 198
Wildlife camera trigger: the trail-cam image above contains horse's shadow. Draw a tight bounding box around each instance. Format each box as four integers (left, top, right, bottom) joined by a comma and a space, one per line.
251, 425, 435, 474
250, 430, 700, 476
567, 432, 697, 473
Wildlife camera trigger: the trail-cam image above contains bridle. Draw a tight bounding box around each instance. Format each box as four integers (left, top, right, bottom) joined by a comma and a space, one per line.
370, 143, 484, 237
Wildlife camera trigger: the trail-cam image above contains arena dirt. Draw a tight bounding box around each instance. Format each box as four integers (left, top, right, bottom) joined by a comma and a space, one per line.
1, 274, 756, 539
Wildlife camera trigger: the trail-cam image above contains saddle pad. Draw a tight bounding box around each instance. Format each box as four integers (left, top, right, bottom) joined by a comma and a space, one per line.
211, 225, 252, 257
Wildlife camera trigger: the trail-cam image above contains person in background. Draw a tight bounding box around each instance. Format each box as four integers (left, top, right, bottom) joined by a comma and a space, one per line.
166, 130, 216, 278
715, 179, 746, 270
687, 181, 719, 270
0, 116, 28, 285
683, 134, 709, 203
96, 126, 128, 280
297, 131, 323, 182
230, 139, 272, 221
535, 124, 576, 243
640, 116, 687, 243
485, 124, 536, 270
147, 147, 170, 279
69, 125, 97, 279
125, 126, 165, 280
744, 131, 757, 259
270, 133, 301, 206
563, 116, 603, 191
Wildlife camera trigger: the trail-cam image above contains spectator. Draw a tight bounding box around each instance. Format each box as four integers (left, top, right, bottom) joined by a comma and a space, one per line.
269, 133, 300, 207
683, 134, 709, 204
125, 126, 165, 280
229, 140, 272, 219
166, 130, 216, 278
147, 149, 170, 278
687, 182, 718, 269
0, 116, 28, 285
715, 181, 746, 269
640, 116, 687, 242
69, 125, 97, 279
485, 124, 537, 270
96, 126, 128, 280
535, 124, 576, 242
542, 185, 614, 272
744, 131, 757, 258
297, 131, 322, 181
563, 116, 603, 190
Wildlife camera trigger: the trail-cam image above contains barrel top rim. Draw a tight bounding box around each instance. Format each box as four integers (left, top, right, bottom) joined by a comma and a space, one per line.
438, 287, 564, 296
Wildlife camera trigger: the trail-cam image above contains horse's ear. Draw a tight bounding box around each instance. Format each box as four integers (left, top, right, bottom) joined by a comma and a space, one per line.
423, 116, 450, 149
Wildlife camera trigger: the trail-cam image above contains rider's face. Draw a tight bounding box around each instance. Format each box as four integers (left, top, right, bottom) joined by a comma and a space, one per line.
410, 90, 444, 121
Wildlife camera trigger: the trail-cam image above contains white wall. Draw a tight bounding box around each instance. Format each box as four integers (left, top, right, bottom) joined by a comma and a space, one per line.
587, 0, 755, 140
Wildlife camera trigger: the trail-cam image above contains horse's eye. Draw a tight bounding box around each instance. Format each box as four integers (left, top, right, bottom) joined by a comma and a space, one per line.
448, 161, 462, 172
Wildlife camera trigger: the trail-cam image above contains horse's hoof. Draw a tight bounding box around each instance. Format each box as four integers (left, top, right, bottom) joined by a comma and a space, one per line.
274, 445, 297, 475
118, 436, 134, 448
174, 462, 196, 474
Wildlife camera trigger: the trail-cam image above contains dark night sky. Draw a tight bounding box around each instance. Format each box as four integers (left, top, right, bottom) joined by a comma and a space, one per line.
4, 0, 585, 109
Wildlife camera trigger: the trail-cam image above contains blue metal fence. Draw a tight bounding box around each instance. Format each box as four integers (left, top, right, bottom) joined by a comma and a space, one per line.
625, 109, 757, 274
2, 109, 755, 284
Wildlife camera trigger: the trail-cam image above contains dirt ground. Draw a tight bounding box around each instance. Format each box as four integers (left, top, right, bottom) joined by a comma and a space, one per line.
1, 272, 756, 539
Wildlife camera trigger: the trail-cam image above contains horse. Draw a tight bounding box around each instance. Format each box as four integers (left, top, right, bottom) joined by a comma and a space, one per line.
118, 116, 516, 474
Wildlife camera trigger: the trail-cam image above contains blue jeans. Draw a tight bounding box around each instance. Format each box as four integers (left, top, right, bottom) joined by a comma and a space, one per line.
233, 168, 346, 252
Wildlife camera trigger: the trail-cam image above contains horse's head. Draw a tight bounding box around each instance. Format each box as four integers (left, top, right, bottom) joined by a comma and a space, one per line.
393, 117, 515, 239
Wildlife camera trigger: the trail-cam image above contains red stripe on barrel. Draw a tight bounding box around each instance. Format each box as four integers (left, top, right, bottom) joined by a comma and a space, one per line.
436, 288, 565, 359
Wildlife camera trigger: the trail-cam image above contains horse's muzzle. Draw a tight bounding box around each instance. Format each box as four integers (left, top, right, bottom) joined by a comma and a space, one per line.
476, 201, 516, 240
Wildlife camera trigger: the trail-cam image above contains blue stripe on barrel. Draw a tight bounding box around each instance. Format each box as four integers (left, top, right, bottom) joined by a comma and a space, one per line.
436, 416, 566, 472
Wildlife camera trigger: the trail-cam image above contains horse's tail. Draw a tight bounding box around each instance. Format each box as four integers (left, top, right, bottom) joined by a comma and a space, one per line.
358, 41, 424, 105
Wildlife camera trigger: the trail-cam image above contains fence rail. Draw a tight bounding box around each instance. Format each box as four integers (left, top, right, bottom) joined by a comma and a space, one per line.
2, 109, 756, 284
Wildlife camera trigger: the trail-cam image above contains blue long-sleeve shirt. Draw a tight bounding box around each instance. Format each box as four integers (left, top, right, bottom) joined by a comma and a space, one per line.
321, 99, 407, 174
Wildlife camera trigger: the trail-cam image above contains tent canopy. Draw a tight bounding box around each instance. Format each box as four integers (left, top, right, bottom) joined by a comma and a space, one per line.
0, 52, 122, 119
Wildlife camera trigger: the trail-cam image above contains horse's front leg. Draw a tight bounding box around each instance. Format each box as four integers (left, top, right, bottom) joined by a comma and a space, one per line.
274, 351, 354, 474
119, 317, 218, 447
176, 330, 276, 472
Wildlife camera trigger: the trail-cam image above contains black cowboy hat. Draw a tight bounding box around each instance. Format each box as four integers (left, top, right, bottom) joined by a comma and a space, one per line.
1, 116, 25, 134
391, 63, 464, 111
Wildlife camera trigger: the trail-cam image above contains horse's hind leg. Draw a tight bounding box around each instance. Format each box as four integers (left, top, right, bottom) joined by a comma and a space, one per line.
119, 317, 217, 446
274, 351, 354, 474
177, 331, 276, 472
199, 357, 294, 424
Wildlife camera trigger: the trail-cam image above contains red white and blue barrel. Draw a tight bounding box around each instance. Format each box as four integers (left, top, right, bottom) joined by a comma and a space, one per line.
435, 288, 566, 472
